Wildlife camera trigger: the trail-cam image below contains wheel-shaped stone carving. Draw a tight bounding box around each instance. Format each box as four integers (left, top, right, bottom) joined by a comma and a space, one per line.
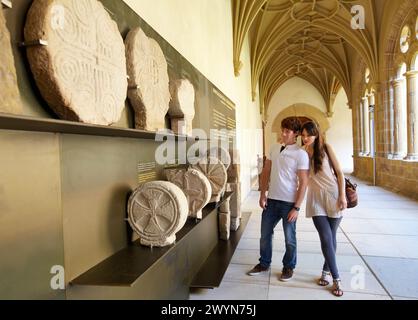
207, 147, 232, 170
165, 168, 212, 219
191, 157, 227, 203
127, 181, 188, 247
24, 0, 127, 125
125, 27, 170, 131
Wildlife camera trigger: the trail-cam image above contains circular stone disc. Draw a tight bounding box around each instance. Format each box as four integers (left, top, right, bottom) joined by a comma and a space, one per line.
24, 0, 127, 125
207, 147, 232, 170
125, 27, 170, 131
191, 157, 227, 196
127, 181, 188, 245
166, 168, 212, 217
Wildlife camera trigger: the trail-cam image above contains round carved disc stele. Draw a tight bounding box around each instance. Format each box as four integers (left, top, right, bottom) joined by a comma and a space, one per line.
127, 181, 188, 247
125, 27, 170, 131
191, 157, 227, 198
24, 0, 128, 125
165, 168, 212, 219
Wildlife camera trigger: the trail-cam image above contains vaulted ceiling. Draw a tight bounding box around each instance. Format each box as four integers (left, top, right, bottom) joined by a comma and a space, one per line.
232, 0, 383, 117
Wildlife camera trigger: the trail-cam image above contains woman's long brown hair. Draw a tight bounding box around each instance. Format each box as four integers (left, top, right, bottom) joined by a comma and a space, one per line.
301, 121, 325, 174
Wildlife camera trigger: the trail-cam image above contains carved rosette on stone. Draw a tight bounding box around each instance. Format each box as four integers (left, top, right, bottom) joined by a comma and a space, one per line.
127, 181, 188, 247
191, 157, 227, 203
165, 168, 211, 219
0, 9, 22, 115
24, 0, 128, 125
168, 79, 195, 136
125, 27, 170, 131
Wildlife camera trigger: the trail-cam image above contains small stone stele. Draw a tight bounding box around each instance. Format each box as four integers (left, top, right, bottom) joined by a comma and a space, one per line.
127, 181, 188, 247
0, 9, 22, 115
191, 157, 227, 203
168, 79, 195, 136
125, 27, 170, 131
227, 182, 241, 231
24, 0, 127, 125
218, 212, 230, 241
165, 168, 212, 219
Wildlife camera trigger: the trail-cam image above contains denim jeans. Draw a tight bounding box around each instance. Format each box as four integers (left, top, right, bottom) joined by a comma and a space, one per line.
259, 198, 297, 269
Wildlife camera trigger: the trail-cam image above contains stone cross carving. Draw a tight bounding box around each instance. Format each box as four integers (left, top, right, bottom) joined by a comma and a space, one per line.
165, 168, 211, 219
191, 157, 227, 203
168, 79, 195, 136
127, 181, 188, 247
125, 27, 170, 131
24, 0, 127, 125
0, 9, 22, 115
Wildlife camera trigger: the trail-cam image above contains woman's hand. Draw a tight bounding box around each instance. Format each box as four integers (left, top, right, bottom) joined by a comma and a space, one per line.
337, 196, 347, 211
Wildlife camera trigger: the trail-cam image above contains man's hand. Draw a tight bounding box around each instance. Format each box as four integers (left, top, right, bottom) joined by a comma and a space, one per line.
259, 193, 267, 209
287, 208, 298, 222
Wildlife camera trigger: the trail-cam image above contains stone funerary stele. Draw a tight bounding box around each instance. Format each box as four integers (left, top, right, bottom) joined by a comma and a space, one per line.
0, 9, 22, 115
127, 181, 188, 247
165, 168, 211, 219
125, 27, 171, 131
24, 0, 127, 125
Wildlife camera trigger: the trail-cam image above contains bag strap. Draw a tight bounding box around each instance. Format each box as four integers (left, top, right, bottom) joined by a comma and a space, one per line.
324, 144, 338, 180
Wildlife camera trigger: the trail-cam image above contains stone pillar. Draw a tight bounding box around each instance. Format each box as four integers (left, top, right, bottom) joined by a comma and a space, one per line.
368, 93, 375, 157
362, 97, 370, 156
392, 78, 407, 159
357, 102, 364, 156
387, 84, 395, 158
404, 70, 418, 160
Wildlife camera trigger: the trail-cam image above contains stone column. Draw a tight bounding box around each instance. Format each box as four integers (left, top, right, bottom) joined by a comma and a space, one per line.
387, 84, 395, 158
392, 78, 407, 159
368, 93, 375, 157
362, 97, 370, 156
358, 102, 364, 156
404, 70, 418, 160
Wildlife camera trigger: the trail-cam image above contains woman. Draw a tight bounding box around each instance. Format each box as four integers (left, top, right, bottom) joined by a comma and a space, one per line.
301, 121, 347, 297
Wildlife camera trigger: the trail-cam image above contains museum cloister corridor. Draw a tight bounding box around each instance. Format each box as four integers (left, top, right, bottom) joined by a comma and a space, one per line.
190, 175, 418, 300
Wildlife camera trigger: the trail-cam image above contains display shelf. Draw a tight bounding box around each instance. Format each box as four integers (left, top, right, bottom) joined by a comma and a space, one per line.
190, 211, 251, 288
70, 192, 234, 287
0, 113, 198, 141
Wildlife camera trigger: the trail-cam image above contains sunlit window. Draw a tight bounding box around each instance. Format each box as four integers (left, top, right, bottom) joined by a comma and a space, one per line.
400, 25, 411, 53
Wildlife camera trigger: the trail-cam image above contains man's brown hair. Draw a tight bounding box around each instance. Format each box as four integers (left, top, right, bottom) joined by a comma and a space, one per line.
281, 117, 301, 134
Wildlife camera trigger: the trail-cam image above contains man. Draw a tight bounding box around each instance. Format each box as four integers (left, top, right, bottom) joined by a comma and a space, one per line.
248, 117, 309, 281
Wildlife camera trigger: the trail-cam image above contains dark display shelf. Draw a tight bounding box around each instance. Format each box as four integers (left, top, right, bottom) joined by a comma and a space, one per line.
70, 192, 234, 287
190, 211, 251, 288
0, 113, 196, 141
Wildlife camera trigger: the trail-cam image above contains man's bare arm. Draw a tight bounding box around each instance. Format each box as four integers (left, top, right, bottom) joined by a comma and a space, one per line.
259, 159, 271, 209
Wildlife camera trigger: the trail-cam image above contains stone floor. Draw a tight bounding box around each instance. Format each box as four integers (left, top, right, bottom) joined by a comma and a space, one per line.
190, 176, 418, 300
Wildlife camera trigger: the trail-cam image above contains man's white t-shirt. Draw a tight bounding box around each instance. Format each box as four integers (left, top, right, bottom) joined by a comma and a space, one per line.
267, 143, 310, 203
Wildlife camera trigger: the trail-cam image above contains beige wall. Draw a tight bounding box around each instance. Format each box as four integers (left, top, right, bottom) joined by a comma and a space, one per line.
123, 0, 263, 200
326, 89, 354, 173
265, 77, 353, 172
266, 77, 326, 153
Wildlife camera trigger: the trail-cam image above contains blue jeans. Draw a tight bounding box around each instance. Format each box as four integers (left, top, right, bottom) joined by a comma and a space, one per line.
259, 198, 297, 269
